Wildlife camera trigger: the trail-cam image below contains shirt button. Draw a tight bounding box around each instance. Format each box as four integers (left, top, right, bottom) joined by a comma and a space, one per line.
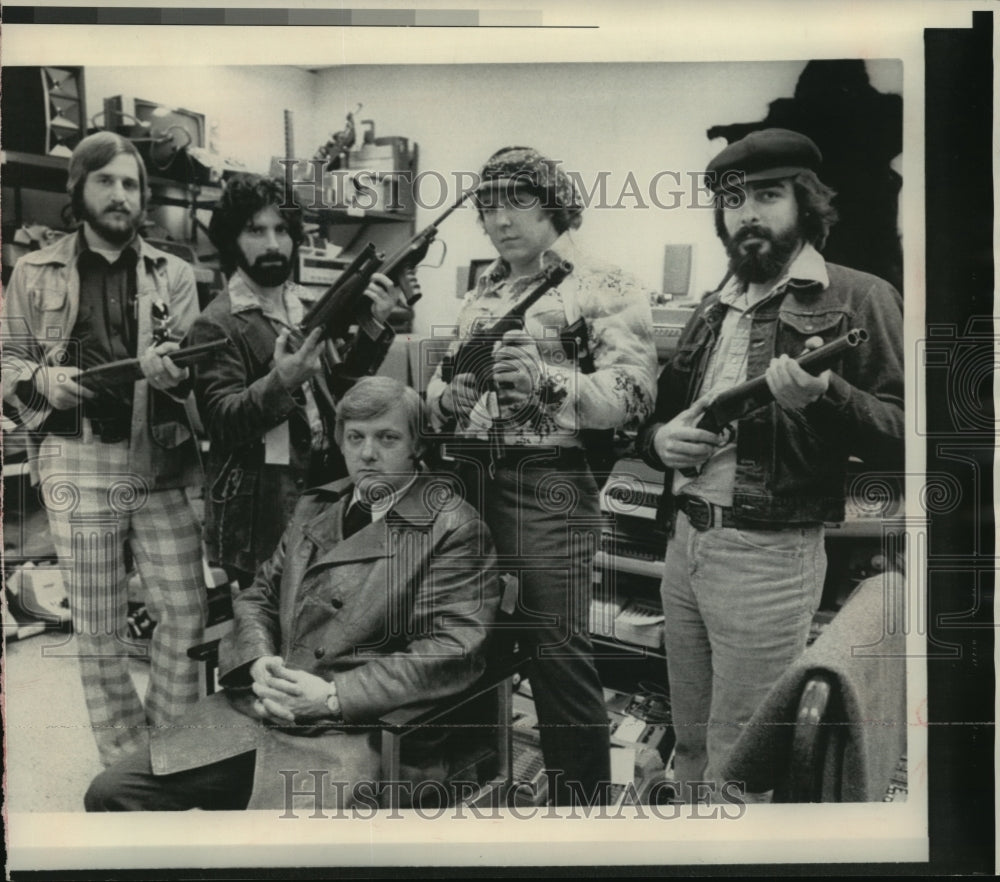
314, 647, 326, 659
295, 478, 305, 489
330, 598, 343, 610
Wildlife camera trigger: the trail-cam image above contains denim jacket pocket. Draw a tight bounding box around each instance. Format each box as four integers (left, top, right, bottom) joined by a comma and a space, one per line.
149, 390, 194, 449
776, 308, 847, 356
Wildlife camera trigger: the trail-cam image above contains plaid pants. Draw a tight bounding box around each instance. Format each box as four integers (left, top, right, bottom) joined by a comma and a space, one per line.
36, 431, 207, 766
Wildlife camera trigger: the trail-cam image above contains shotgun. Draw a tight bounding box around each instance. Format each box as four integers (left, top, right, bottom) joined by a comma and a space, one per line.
76, 338, 232, 391
679, 327, 869, 477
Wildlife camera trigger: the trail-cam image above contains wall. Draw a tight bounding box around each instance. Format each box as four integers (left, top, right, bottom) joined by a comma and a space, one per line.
60, 61, 900, 330
84, 65, 321, 172
81, 65, 321, 251
311, 60, 902, 338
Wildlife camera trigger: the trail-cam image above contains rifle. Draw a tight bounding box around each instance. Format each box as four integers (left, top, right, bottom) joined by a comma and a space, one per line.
76, 338, 232, 391
440, 259, 574, 392
298, 241, 385, 341
376, 191, 473, 306
679, 327, 869, 477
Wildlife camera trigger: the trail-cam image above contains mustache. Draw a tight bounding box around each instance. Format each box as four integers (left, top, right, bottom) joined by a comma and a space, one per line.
730, 224, 774, 245
253, 254, 290, 268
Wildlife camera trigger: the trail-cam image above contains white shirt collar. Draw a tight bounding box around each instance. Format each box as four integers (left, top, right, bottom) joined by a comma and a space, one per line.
719, 242, 830, 308
349, 471, 419, 523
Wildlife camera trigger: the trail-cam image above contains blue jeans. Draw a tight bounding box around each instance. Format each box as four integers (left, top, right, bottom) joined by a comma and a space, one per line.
660, 511, 826, 799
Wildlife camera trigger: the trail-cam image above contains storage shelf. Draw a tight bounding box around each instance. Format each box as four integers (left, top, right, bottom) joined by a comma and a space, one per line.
1, 149, 223, 198
590, 633, 666, 661
307, 206, 413, 225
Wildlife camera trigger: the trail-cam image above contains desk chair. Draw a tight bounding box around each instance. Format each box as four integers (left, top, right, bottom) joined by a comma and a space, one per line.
720, 573, 908, 802
186, 627, 531, 810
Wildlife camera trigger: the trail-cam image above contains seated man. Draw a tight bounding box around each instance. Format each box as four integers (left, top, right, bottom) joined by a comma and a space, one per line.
86, 376, 499, 811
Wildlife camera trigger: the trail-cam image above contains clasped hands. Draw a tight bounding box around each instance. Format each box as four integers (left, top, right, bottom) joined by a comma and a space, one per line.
249, 655, 334, 724
441, 330, 545, 418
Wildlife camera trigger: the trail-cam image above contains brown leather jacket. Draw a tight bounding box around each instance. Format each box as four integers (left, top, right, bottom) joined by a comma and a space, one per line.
149, 472, 499, 809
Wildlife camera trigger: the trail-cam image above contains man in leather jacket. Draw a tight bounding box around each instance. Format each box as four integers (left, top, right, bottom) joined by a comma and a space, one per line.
85, 377, 499, 811
187, 173, 398, 585
636, 129, 904, 801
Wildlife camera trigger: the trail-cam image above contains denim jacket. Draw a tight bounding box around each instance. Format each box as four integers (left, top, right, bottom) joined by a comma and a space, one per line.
636, 259, 904, 526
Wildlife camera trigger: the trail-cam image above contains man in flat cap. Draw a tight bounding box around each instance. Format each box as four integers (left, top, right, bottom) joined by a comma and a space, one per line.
426, 146, 658, 805
637, 128, 904, 801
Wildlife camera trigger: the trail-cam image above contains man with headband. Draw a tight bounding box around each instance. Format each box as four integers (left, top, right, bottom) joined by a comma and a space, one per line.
426, 146, 658, 806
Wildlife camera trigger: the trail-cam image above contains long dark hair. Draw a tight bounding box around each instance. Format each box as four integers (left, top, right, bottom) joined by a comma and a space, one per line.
208, 173, 305, 275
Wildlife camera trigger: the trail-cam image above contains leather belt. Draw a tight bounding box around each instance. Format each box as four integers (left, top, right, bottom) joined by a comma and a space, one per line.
675, 494, 736, 531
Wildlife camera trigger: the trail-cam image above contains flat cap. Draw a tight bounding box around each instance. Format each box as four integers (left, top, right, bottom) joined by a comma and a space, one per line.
707, 128, 822, 188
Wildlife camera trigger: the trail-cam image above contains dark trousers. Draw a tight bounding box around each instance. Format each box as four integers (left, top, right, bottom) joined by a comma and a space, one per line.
85, 746, 256, 811
483, 450, 611, 806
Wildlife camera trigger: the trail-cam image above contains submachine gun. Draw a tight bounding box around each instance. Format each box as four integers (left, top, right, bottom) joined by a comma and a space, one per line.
440, 259, 574, 392
75, 338, 231, 392
374, 190, 474, 307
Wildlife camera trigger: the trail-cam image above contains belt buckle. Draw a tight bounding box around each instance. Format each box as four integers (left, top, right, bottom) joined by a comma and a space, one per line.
684, 496, 713, 532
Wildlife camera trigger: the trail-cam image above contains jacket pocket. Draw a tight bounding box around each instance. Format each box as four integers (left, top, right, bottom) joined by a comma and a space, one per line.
776, 308, 850, 361
777, 308, 845, 340
149, 390, 194, 449
33, 286, 68, 312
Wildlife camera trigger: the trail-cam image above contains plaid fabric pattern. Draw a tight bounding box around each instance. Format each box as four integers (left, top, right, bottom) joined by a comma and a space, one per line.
36, 431, 206, 766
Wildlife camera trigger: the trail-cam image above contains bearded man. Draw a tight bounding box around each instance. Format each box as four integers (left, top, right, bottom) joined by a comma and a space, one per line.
1, 132, 207, 765
636, 129, 904, 801
187, 173, 397, 586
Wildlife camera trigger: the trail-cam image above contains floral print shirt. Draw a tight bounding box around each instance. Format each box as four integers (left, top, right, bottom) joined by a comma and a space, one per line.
426, 233, 658, 446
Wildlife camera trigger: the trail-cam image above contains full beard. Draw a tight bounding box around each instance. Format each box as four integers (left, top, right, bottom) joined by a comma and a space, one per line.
82, 204, 142, 247
725, 224, 802, 284
238, 252, 293, 288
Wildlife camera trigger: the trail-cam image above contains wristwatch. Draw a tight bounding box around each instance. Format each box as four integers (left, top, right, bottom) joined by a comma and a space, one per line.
325, 683, 341, 719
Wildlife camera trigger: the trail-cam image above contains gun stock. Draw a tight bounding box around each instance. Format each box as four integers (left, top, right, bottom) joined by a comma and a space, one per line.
440, 259, 574, 390
76, 338, 232, 391
678, 327, 868, 477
